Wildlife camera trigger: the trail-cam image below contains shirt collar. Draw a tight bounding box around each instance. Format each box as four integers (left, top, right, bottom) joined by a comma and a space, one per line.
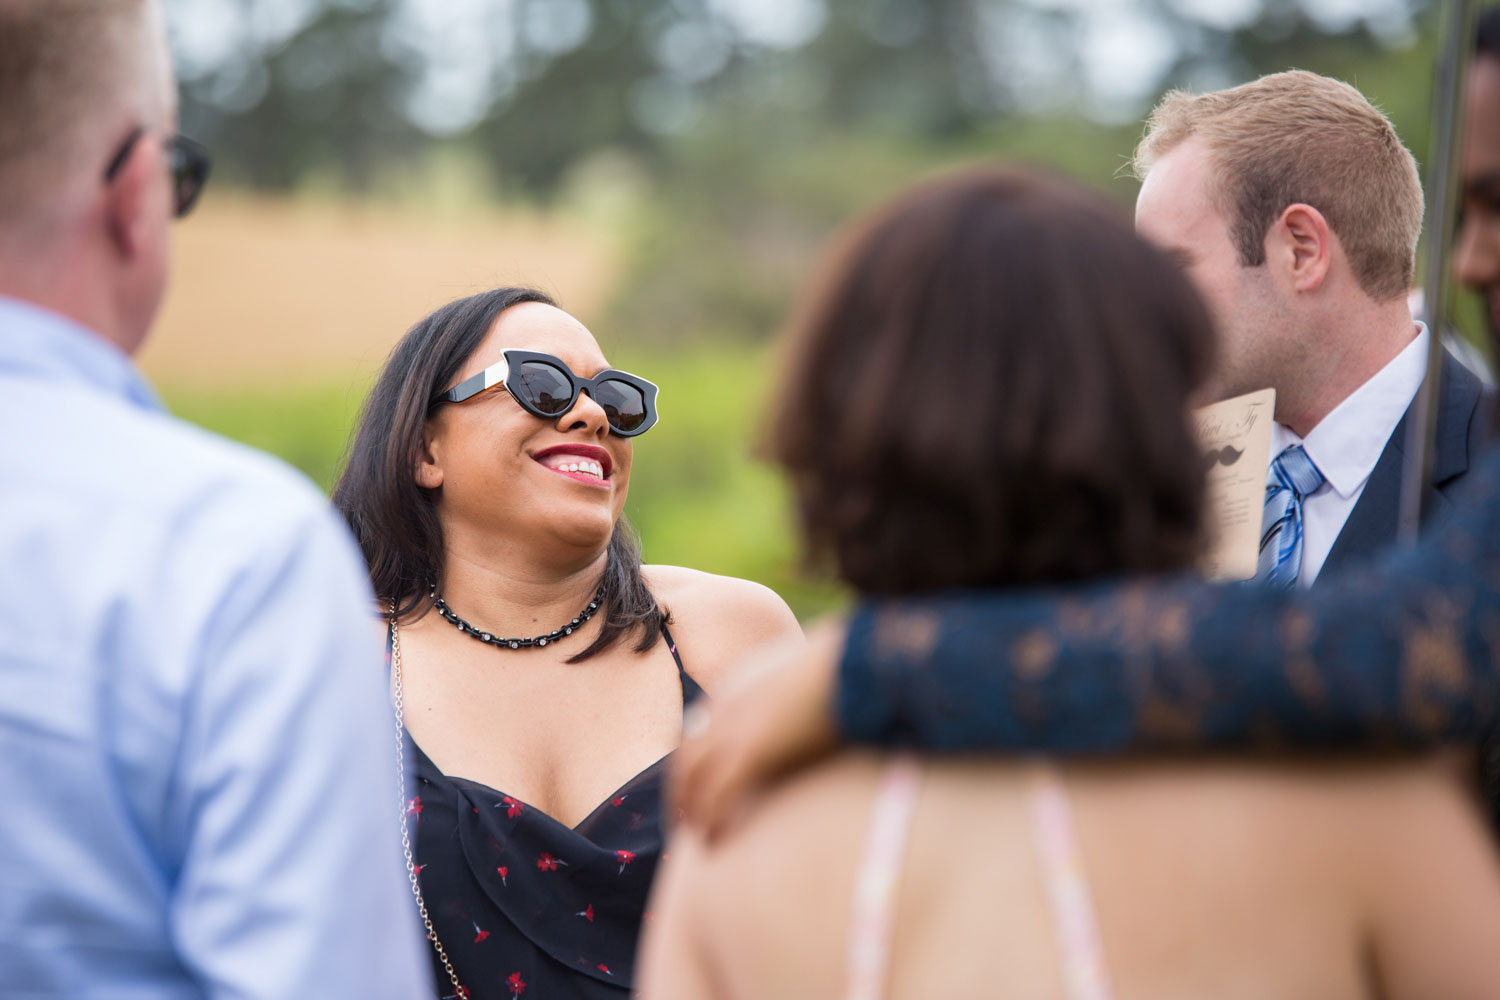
1269, 323, 1430, 499
0, 295, 163, 412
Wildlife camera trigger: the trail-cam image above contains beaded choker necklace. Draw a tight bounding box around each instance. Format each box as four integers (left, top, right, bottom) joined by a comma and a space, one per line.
430, 586, 605, 650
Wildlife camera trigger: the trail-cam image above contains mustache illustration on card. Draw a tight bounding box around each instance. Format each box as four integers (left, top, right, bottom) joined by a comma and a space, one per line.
1203, 444, 1245, 470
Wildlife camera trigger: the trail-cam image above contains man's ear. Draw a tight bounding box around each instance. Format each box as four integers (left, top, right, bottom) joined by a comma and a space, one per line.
415, 424, 444, 489
1270, 202, 1332, 293
103, 141, 156, 262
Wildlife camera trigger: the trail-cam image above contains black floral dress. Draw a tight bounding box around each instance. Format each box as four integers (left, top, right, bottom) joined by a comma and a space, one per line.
404, 626, 700, 999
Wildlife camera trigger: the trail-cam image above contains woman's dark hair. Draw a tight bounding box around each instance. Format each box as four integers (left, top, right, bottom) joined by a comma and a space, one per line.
333, 286, 666, 662
769, 165, 1216, 595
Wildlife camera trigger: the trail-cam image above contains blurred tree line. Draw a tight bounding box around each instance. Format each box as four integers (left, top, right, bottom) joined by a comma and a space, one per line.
166, 0, 1442, 344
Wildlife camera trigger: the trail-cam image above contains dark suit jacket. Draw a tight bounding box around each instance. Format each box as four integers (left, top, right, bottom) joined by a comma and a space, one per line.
1318, 350, 1491, 578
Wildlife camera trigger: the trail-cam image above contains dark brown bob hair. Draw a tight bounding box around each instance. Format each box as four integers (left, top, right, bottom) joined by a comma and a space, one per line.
769, 166, 1216, 595
333, 287, 666, 663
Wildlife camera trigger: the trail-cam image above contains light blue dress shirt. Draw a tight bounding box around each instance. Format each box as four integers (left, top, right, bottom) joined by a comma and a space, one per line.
0, 297, 432, 998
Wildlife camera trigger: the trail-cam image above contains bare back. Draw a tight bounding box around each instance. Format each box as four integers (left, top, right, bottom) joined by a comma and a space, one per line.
641, 753, 1500, 999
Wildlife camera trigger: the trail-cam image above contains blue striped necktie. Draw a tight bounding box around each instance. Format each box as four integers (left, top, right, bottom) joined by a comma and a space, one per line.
1257, 444, 1325, 587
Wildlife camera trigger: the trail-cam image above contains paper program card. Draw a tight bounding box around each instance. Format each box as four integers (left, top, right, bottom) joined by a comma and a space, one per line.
1194, 387, 1275, 581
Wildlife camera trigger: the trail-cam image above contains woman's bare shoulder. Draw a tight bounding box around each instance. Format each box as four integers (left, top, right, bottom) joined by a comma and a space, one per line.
644, 565, 798, 623
643, 564, 803, 695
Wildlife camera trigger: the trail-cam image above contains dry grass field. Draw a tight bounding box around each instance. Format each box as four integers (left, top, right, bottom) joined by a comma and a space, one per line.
139, 191, 622, 384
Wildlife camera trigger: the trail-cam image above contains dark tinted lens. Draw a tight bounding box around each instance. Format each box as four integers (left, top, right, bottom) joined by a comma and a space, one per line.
167, 136, 212, 218
512, 362, 575, 414
593, 379, 647, 432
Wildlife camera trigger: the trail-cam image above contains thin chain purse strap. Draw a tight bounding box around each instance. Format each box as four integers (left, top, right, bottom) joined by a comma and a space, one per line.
390, 604, 470, 1000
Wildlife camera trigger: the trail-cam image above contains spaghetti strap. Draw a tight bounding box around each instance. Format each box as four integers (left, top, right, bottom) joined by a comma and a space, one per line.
845, 754, 921, 1000
661, 622, 705, 707
1028, 765, 1115, 1000
660, 621, 685, 673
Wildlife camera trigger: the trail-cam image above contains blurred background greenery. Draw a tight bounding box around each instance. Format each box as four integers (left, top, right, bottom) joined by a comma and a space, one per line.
146, 0, 1472, 620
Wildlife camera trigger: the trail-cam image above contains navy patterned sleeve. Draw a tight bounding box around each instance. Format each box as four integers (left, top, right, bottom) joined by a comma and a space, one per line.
838, 447, 1500, 754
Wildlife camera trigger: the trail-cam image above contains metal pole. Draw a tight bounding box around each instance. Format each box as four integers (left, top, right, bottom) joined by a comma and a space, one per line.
1399, 0, 1480, 545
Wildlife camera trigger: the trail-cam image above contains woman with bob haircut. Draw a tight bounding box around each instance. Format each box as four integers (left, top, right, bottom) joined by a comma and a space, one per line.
333, 288, 801, 999
638, 167, 1500, 999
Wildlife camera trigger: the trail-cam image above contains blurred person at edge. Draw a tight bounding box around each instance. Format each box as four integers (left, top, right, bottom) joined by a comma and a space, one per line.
670, 25, 1500, 842
0, 1, 431, 996
638, 166, 1500, 1000
1458, 8, 1500, 335
330, 287, 802, 1000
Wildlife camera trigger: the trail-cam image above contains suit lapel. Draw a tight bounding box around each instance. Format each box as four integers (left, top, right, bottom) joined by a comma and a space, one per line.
1318, 351, 1482, 578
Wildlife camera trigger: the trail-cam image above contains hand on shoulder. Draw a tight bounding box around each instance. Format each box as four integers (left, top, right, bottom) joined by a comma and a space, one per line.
643, 565, 804, 696
669, 619, 845, 842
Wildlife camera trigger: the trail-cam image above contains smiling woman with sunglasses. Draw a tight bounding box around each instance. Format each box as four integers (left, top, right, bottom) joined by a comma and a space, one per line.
333, 287, 802, 999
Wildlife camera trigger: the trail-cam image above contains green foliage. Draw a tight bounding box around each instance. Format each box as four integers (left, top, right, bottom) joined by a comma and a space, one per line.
167, 0, 1480, 350
175, 0, 427, 191
164, 373, 372, 488
168, 0, 1441, 198
159, 346, 848, 623
596, 114, 1146, 349
618, 344, 849, 621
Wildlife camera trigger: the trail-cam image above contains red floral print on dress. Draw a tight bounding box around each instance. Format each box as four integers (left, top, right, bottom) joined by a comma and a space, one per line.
536, 852, 568, 871
405, 795, 423, 817
500, 795, 525, 819
597, 964, 612, 975
576, 903, 595, 922
471, 920, 490, 944
614, 849, 635, 875
496, 865, 508, 886
610, 795, 627, 807
506, 972, 526, 998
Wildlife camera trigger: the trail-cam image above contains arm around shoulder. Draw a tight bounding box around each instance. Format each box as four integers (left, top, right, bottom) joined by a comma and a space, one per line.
837, 447, 1500, 754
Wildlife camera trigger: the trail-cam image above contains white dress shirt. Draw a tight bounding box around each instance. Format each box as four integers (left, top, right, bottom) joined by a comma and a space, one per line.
0, 296, 432, 998
1268, 323, 1431, 587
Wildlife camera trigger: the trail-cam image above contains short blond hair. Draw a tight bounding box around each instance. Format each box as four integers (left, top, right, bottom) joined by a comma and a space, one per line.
0, 0, 162, 221
1133, 70, 1422, 302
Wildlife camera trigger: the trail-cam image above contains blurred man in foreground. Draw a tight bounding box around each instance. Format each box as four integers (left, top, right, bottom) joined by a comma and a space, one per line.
674, 31, 1500, 837
0, 1, 430, 994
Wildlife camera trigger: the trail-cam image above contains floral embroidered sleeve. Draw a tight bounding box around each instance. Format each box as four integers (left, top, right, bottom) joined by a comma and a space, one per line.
838, 447, 1500, 757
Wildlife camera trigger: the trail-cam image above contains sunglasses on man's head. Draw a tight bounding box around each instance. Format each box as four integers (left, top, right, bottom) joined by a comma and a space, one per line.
430, 349, 660, 437
103, 128, 213, 219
